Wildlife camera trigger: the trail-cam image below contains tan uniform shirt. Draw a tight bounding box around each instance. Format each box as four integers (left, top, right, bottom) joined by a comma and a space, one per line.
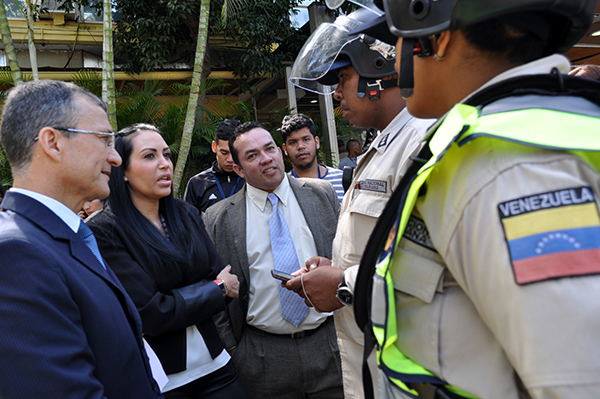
385, 55, 600, 398
332, 108, 433, 399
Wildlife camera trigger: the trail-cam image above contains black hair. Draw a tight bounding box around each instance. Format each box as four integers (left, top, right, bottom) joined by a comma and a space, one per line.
215, 119, 241, 142
462, 17, 546, 65
107, 123, 193, 280
280, 113, 317, 143
346, 139, 361, 153
229, 121, 266, 166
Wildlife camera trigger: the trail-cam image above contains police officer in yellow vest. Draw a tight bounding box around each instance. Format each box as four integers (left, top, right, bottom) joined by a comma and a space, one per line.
352, 0, 600, 398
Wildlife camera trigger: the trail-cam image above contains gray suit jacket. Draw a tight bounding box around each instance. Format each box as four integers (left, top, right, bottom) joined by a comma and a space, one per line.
205, 176, 340, 349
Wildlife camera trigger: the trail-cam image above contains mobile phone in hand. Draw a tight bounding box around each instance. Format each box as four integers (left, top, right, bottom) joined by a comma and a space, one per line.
271, 269, 293, 282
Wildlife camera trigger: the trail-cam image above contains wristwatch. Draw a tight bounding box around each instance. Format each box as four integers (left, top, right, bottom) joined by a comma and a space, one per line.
335, 270, 353, 306
214, 280, 228, 297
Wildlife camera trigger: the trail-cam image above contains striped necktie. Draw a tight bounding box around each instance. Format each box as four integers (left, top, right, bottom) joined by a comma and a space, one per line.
267, 192, 309, 327
77, 221, 107, 270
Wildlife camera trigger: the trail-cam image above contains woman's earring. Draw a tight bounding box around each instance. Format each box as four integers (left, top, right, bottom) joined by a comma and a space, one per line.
124, 177, 129, 182
434, 53, 446, 62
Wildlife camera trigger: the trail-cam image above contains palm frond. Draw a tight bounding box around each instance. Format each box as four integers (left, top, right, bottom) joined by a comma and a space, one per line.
70, 69, 102, 96
221, 0, 253, 26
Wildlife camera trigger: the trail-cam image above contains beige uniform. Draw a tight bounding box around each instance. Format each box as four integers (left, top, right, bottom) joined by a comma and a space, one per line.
385, 56, 600, 398
332, 108, 433, 399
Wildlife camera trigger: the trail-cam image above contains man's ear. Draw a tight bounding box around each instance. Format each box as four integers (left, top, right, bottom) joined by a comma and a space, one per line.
211, 141, 217, 154
36, 127, 63, 162
233, 164, 244, 179
282, 143, 288, 156
314, 136, 320, 150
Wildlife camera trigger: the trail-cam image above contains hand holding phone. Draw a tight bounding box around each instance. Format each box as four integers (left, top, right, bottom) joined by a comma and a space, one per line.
271, 269, 293, 282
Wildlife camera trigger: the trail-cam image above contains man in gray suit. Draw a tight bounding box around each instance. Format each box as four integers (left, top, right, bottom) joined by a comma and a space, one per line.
205, 121, 343, 399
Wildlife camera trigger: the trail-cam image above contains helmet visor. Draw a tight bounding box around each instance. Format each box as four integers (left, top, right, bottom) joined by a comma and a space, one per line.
289, 18, 362, 94
325, 0, 384, 16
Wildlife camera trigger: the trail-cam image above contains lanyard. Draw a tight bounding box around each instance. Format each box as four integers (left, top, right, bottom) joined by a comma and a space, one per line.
291, 164, 323, 179
212, 167, 241, 199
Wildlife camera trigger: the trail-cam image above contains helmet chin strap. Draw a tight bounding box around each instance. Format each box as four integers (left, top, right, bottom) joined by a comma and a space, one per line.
358, 77, 399, 101
398, 37, 435, 99
399, 38, 416, 99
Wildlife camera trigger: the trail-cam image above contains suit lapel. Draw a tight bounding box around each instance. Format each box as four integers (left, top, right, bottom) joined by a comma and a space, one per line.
3, 192, 146, 338
2, 192, 121, 287
226, 189, 250, 282
289, 177, 327, 255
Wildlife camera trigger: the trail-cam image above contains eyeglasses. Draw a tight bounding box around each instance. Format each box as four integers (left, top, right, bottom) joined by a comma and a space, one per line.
35, 127, 116, 148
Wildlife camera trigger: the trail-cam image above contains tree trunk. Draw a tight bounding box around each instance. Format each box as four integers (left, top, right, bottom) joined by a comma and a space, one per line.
25, 0, 38, 80
0, 0, 23, 85
192, 52, 211, 134
102, 0, 117, 131
172, 0, 210, 197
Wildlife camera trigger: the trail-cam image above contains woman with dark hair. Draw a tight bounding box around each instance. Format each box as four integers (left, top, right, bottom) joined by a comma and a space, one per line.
87, 123, 250, 399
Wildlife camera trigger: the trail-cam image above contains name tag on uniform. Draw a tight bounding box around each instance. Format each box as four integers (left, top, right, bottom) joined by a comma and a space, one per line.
355, 179, 387, 193
498, 186, 600, 284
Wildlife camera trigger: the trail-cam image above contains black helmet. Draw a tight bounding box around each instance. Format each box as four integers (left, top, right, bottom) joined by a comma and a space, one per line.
354, 0, 599, 98
289, 8, 398, 100
382, 0, 598, 54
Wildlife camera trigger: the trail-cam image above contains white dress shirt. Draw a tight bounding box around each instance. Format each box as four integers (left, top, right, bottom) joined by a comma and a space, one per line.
245, 175, 330, 334
10, 188, 81, 232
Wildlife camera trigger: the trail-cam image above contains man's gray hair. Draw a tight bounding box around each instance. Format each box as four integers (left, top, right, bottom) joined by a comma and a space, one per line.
0, 79, 107, 174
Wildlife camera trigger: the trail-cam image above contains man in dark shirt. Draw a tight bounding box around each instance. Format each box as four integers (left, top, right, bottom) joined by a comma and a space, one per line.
338, 139, 362, 170
184, 119, 245, 214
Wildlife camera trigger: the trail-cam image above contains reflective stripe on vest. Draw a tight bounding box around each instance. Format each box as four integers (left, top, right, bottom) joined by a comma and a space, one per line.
372, 102, 600, 398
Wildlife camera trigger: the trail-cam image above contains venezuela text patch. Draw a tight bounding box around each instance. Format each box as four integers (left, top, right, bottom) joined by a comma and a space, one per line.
498, 186, 600, 284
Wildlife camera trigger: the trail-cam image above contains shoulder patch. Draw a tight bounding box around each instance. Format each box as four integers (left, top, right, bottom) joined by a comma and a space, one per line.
403, 215, 437, 252
498, 186, 600, 284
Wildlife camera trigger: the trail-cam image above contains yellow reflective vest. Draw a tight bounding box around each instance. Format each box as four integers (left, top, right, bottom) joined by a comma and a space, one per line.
369, 98, 600, 398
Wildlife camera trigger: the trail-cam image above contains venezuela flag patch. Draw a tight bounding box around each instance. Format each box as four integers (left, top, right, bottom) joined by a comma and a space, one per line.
498, 186, 600, 284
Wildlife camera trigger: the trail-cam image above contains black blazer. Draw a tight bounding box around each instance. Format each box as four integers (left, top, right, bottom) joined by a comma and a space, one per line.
89, 200, 227, 375
0, 192, 162, 398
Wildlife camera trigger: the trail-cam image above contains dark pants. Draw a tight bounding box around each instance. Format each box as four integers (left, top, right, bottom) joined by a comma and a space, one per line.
163, 360, 251, 399
233, 318, 344, 399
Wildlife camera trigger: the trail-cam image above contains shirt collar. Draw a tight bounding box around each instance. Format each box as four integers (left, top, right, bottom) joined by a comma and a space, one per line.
10, 188, 82, 233
466, 54, 570, 102
370, 107, 412, 155
246, 175, 291, 212
211, 161, 239, 177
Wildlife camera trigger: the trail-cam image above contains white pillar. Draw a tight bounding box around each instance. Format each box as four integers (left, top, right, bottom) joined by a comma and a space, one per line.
285, 66, 298, 114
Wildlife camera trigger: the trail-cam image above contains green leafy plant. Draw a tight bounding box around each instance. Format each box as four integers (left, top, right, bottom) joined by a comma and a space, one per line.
115, 78, 253, 197
70, 69, 102, 97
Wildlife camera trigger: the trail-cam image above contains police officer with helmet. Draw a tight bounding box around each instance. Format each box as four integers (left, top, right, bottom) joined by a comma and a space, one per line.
287, 5, 433, 399
353, 0, 600, 398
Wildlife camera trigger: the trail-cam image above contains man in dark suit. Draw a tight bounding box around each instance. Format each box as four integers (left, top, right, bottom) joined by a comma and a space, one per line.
205, 121, 344, 399
0, 80, 163, 399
